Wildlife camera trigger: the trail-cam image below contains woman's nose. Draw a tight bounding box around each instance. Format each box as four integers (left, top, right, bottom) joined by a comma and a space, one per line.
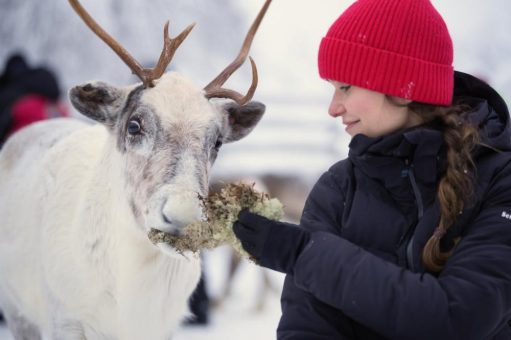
328, 94, 345, 118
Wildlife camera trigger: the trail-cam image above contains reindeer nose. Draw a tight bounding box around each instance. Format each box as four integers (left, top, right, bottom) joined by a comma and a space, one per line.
162, 213, 172, 225
161, 213, 180, 230
161, 196, 202, 232
160, 216, 182, 237
161, 212, 187, 233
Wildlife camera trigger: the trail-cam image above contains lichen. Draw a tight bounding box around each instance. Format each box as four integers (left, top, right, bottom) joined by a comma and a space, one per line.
147, 182, 283, 258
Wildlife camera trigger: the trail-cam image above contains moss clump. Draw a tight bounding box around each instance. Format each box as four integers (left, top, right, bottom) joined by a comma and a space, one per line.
147, 182, 283, 258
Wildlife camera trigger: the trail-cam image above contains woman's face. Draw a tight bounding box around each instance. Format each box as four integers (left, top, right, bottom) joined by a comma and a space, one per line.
328, 81, 422, 138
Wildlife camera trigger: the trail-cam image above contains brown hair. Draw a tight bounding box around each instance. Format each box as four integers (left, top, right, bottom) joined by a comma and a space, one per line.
407, 100, 480, 272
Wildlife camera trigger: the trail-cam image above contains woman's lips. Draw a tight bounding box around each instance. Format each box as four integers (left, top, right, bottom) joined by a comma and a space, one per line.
344, 120, 360, 133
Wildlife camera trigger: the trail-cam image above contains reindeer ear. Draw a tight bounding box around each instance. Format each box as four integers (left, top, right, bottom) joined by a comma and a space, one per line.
222, 101, 265, 143
69, 81, 127, 126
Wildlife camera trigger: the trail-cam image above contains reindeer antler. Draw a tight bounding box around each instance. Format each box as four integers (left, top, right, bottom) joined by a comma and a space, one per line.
69, 0, 194, 88
204, 0, 272, 106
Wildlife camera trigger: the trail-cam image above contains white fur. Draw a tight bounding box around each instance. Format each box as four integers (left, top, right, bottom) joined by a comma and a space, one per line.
0, 72, 262, 339
0, 92, 204, 339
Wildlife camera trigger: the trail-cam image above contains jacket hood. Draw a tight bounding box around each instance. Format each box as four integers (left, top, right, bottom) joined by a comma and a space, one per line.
454, 71, 511, 151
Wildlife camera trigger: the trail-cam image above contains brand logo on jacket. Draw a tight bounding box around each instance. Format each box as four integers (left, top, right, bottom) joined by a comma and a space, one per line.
501, 211, 511, 220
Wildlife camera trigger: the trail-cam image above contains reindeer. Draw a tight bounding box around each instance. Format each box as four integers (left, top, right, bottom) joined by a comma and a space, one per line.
0, 0, 271, 339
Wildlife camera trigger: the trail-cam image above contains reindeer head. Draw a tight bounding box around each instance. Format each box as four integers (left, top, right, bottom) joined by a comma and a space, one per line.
68, 0, 270, 237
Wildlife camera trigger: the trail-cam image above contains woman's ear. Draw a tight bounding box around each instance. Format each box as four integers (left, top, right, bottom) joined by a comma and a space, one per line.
221, 101, 265, 143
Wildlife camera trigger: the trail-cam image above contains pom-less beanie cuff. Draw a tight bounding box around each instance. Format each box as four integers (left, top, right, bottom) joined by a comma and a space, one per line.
318, 0, 454, 106
319, 37, 454, 106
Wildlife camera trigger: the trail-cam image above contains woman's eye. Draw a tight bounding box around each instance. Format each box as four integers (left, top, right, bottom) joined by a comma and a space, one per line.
127, 119, 142, 135
214, 140, 223, 151
340, 85, 352, 92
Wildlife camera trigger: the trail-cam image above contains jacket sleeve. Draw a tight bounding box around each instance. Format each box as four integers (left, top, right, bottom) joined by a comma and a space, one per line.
278, 166, 357, 339
291, 162, 511, 340
278, 275, 357, 339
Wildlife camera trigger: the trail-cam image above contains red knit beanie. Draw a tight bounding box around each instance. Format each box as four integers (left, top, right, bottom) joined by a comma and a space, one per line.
318, 0, 454, 106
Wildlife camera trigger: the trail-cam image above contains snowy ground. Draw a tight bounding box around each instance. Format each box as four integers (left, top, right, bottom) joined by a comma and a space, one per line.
173, 247, 286, 340
0, 247, 285, 340
1, 301, 283, 340
0, 325, 10, 340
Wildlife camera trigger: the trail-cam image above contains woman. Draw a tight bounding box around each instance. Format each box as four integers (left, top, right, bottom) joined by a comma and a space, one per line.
233, 0, 511, 339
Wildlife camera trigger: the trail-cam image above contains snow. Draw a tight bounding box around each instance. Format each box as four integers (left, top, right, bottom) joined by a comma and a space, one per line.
173, 247, 286, 340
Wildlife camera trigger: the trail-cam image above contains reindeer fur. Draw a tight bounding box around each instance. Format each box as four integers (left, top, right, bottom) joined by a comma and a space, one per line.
0, 72, 265, 340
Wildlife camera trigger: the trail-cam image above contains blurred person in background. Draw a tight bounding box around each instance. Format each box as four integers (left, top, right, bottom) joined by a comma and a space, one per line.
0, 53, 68, 148
0, 53, 68, 322
234, 0, 511, 338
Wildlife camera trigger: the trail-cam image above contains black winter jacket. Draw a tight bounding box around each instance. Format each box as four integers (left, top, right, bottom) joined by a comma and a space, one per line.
277, 72, 511, 340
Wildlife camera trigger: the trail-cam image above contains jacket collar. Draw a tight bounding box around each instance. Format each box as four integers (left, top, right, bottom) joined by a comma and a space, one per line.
348, 126, 445, 185
347, 127, 445, 212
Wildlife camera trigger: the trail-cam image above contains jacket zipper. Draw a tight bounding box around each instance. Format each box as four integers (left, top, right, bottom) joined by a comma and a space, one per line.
401, 160, 424, 270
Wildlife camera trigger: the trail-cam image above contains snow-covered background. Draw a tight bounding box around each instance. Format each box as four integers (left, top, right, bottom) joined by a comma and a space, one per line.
1, 0, 510, 339
1, 0, 511, 178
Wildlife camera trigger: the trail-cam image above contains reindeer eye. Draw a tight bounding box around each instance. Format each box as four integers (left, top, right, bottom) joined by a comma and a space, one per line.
214, 139, 223, 151
127, 119, 141, 135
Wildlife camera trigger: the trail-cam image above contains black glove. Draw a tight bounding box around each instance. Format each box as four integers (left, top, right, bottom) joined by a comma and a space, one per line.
233, 209, 311, 275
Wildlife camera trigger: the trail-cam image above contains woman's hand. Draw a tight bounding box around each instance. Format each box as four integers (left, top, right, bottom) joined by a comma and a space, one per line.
233, 209, 311, 274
